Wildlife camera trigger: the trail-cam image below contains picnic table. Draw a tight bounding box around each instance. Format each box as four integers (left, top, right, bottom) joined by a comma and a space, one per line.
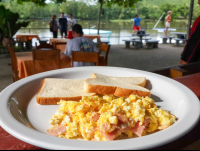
16, 34, 40, 50
15, 52, 71, 79
170, 32, 187, 38
170, 32, 187, 45
132, 34, 150, 48
16, 34, 40, 42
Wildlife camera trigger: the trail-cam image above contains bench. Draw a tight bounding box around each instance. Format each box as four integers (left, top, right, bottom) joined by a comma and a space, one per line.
174, 38, 186, 46
160, 36, 175, 44
134, 40, 142, 49
146, 40, 159, 49
130, 37, 139, 46
143, 37, 151, 42
122, 39, 137, 48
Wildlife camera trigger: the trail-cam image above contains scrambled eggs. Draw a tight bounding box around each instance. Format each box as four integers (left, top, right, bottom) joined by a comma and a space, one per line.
47, 95, 177, 141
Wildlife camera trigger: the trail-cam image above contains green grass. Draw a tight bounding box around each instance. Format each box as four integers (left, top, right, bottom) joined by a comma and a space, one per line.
110, 19, 132, 22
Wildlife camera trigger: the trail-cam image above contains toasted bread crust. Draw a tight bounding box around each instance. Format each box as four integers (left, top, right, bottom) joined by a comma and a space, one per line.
85, 83, 117, 95
84, 82, 150, 98
114, 87, 151, 97
36, 96, 82, 105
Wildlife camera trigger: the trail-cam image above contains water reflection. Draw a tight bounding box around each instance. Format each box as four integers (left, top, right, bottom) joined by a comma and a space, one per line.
16, 19, 188, 45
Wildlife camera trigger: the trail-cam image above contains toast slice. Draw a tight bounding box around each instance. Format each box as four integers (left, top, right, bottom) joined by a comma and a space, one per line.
84, 76, 150, 98
37, 78, 96, 105
91, 73, 146, 87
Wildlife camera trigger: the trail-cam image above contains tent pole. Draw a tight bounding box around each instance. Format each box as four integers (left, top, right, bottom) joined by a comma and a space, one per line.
187, 0, 194, 39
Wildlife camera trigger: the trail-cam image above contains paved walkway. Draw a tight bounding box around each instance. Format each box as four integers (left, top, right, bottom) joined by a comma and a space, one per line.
107, 44, 183, 71
0, 44, 183, 92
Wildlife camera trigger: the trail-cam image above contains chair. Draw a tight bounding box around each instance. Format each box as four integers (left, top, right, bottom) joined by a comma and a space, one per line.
71, 51, 99, 67
32, 49, 60, 74
99, 43, 111, 66
52, 42, 67, 52
7, 45, 20, 82
35, 42, 54, 50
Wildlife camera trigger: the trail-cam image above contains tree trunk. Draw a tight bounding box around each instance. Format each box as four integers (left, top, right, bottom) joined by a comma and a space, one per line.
97, 2, 103, 35
2, 38, 14, 47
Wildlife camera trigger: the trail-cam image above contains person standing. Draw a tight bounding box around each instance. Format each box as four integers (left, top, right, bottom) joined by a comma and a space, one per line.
133, 14, 141, 34
59, 13, 68, 38
68, 14, 77, 31
180, 0, 200, 64
49, 15, 58, 38
164, 11, 172, 37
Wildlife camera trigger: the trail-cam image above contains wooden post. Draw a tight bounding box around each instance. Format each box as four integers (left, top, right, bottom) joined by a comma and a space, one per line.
97, 2, 103, 35
187, 0, 194, 39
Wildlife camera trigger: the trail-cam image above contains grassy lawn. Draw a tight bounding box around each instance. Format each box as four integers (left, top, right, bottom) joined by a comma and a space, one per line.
110, 19, 133, 22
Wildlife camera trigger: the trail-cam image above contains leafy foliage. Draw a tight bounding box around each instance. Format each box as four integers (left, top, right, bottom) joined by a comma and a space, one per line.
1, 0, 200, 20
160, 3, 179, 21
0, 5, 30, 39
177, 3, 190, 19
99, 0, 140, 8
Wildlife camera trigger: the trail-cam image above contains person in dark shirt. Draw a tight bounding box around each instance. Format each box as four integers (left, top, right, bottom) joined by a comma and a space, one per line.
180, 0, 200, 64
59, 12, 68, 38
49, 15, 58, 38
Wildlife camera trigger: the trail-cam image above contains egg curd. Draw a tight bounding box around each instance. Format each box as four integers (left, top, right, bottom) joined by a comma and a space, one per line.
47, 95, 177, 141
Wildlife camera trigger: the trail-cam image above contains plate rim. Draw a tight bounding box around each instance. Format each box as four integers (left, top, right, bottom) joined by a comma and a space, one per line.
0, 66, 199, 150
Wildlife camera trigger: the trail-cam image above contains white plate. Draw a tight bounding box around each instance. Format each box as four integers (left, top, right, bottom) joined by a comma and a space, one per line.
0, 67, 199, 150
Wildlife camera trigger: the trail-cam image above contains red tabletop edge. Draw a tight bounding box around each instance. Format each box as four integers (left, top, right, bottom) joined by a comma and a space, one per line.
174, 72, 200, 99
0, 126, 43, 150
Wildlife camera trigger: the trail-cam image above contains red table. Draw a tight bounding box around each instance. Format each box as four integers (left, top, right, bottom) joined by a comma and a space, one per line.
174, 72, 200, 99
1, 73, 200, 150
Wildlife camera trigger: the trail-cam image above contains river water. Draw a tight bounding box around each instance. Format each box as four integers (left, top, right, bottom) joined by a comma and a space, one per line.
16, 19, 188, 45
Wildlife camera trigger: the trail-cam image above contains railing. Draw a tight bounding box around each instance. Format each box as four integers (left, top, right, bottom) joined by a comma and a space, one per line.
16, 27, 188, 45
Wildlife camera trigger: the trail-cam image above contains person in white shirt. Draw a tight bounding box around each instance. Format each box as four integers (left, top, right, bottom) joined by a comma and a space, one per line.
63, 24, 98, 67
68, 14, 77, 30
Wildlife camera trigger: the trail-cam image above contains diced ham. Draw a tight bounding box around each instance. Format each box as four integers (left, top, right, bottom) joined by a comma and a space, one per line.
131, 121, 145, 137
91, 112, 101, 122
100, 129, 119, 141
47, 125, 66, 137
131, 119, 151, 137
101, 123, 110, 132
117, 123, 129, 132
114, 112, 128, 123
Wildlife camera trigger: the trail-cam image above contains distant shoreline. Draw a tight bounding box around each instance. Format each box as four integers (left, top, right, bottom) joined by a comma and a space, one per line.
19, 18, 194, 22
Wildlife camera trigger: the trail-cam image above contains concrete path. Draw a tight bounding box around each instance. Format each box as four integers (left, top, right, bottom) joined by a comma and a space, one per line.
107, 44, 183, 71
0, 44, 183, 92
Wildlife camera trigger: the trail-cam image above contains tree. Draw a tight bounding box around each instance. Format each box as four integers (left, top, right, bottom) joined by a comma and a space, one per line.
97, 0, 140, 34
177, 3, 189, 19
160, 3, 179, 21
